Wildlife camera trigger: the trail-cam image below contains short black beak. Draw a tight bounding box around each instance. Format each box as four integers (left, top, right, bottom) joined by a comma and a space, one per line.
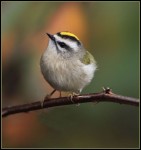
46, 33, 55, 41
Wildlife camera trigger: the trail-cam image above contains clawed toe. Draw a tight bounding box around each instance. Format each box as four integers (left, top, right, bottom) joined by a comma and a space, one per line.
68, 92, 80, 103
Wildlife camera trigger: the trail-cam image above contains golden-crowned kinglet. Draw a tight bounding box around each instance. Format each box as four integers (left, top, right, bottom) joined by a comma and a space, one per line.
40, 31, 97, 97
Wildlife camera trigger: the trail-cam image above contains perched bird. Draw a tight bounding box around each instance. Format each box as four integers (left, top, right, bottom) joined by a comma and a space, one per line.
40, 31, 97, 98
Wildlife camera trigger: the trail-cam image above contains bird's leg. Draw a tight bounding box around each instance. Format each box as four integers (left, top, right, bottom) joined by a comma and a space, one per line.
41, 89, 57, 108
45, 89, 57, 99
59, 91, 62, 97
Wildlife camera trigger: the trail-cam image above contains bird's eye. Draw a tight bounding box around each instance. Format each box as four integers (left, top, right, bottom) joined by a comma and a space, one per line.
58, 42, 66, 48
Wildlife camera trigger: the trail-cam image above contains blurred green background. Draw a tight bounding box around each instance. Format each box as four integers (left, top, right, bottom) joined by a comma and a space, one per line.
2, 1, 139, 148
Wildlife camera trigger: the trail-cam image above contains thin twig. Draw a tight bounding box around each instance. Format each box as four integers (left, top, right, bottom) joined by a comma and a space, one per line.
2, 88, 139, 118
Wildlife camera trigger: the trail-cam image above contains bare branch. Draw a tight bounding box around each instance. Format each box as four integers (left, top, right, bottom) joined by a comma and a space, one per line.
2, 88, 139, 118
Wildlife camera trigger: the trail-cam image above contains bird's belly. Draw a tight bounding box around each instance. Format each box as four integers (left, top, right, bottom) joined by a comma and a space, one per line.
40, 59, 94, 93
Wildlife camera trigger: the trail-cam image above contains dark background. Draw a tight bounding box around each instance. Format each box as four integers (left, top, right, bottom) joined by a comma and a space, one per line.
2, 1, 139, 148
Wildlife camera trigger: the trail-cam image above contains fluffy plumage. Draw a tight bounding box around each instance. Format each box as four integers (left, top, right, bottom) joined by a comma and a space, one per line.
40, 32, 97, 94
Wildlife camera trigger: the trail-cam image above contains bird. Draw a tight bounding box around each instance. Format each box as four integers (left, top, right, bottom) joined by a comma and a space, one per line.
40, 31, 97, 99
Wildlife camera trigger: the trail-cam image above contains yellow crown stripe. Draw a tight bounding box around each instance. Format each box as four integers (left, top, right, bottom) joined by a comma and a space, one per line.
60, 32, 79, 40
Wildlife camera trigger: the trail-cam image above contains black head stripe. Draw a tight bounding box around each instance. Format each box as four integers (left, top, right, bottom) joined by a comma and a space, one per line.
57, 32, 81, 45
57, 41, 72, 51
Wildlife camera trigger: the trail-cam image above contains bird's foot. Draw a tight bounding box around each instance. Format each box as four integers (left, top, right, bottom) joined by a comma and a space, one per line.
41, 89, 57, 108
68, 92, 80, 104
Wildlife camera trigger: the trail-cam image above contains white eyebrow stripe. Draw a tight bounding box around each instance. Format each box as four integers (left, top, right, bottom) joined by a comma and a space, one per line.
54, 35, 78, 50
